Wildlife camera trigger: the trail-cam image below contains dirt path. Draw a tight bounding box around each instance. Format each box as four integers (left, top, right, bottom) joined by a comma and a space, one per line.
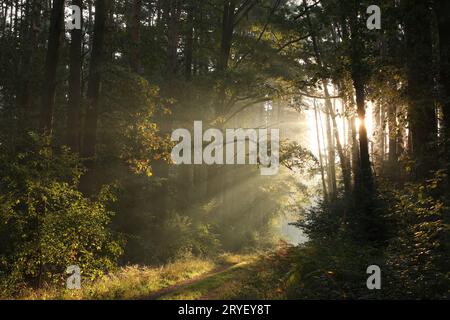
142, 263, 238, 300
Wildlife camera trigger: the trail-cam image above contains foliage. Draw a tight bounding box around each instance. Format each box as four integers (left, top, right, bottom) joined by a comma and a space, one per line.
99, 66, 172, 177
157, 212, 222, 261
1, 0, 449, 300
287, 172, 450, 299
0, 134, 123, 292
7, 255, 218, 300
383, 172, 450, 298
279, 140, 318, 173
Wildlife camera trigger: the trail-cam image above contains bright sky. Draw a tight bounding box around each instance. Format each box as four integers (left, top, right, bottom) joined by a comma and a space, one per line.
305, 97, 374, 159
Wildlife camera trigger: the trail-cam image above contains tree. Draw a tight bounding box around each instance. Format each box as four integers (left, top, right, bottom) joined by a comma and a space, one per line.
128, 0, 142, 74
434, 0, 450, 168
347, 0, 373, 194
67, 0, 83, 152
82, 0, 109, 158
404, 0, 437, 180
39, 0, 65, 135
17, 0, 41, 126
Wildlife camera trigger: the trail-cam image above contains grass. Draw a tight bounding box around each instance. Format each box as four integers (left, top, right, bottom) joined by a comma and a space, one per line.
3, 251, 288, 300
154, 246, 292, 300
11, 256, 218, 300
155, 261, 252, 300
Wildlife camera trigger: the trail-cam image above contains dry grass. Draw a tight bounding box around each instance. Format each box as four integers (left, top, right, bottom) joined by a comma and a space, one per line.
12, 257, 217, 300
6, 253, 255, 300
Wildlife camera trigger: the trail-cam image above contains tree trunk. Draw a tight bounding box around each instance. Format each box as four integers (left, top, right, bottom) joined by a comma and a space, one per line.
185, 0, 194, 80
167, 0, 181, 80
152, 0, 181, 215
323, 85, 337, 199
314, 100, 329, 203
218, 0, 236, 73
67, 0, 83, 152
347, 0, 373, 193
128, 0, 142, 73
387, 104, 398, 174
404, 0, 437, 180
434, 0, 450, 169
352, 77, 373, 192
18, 0, 40, 127
373, 103, 385, 173
326, 84, 352, 196
82, 0, 109, 158
207, 0, 236, 200
39, 0, 65, 134
304, 0, 349, 197
217, 0, 236, 115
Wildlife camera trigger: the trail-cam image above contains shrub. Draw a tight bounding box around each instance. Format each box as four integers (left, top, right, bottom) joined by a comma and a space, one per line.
383, 172, 450, 298
287, 172, 450, 299
0, 134, 123, 292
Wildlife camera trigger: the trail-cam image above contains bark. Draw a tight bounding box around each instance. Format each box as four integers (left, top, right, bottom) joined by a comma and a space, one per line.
218, 0, 236, 73
324, 89, 337, 199
82, 0, 108, 158
434, 0, 450, 166
39, 0, 65, 134
349, 113, 359, 186
18, 0, 40, 126
314, 100, 329, 203
152, 0, 181, 215
207, 1, 236, 199
326, 85, 352, 196
404, 0, 437, 179
167, 0, 181, 80
304, 0, 350, 196
185, 1, 194, 80
217, 0, 236, 115
128, 0, 142, 73
67, 0, 83, 152
387, 104, 398, 172
373, 103, 384, 173
347, 0, 373, 193
353, 76, 373, 192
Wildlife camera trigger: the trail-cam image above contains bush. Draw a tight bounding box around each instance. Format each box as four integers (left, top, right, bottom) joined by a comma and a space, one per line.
0, 134, 123, 292
158, 212, 221, 261
383, 172, 450, 299
287, 197, 385, 299
286, 173, 450, 299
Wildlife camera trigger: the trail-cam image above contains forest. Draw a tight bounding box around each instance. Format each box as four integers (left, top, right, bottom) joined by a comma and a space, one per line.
0, 0, 449, 300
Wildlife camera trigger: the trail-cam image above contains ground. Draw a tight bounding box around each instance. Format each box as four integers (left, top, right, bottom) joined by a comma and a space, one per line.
11, 247, 292, 300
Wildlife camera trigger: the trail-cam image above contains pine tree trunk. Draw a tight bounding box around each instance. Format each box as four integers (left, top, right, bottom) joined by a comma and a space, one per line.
128, 0, 142, 73
347, 0, 373, 194
185, 1, 194, 80
18, 0, 40, 127
67, 0, 83, 152
404, 0, 437, 180
435, 0, 450, 170
323, 85, 337, 199
39, 0, 65, 134
314, 100, 329, 203
326, 84, 352, 196
152, 0, 181, 215
82, 0, 109, 158
387, 104, 398, 175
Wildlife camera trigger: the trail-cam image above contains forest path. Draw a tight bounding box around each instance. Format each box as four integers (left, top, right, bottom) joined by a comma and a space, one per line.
142, 261, 253, 300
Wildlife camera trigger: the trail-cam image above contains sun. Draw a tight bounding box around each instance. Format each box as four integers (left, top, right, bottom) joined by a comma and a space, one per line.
306, 98, 375, 158
355, 103, 374, 138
